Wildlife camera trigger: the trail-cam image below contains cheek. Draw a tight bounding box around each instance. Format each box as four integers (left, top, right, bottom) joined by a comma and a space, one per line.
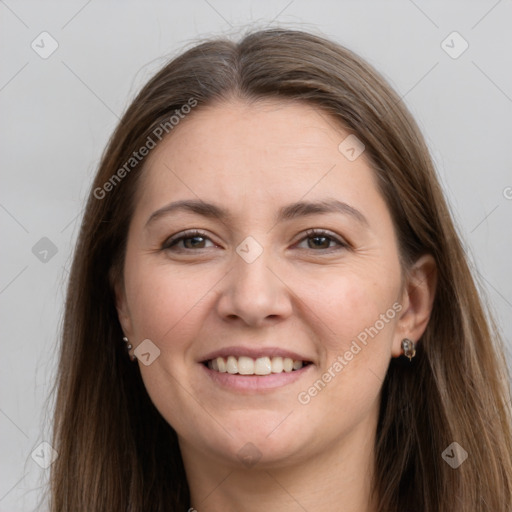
302, 267, 400, 355
294, 270, 400, 417
124, 258, 223, 349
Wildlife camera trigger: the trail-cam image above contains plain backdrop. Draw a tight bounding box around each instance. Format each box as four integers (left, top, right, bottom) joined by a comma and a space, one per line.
1, 1, 511, 510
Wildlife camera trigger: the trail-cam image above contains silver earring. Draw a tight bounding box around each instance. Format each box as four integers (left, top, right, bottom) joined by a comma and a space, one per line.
122, 336, 137, 361
401, 338, 416, 361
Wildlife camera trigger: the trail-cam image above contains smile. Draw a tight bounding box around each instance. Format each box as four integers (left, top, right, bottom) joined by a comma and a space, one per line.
205, 355, 312, 376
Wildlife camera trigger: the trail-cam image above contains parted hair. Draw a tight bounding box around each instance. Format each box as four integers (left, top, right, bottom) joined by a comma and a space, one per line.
48, 28, 512, 511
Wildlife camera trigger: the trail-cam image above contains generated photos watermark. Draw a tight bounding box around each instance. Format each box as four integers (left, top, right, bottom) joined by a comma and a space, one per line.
297, 302, 402, 405
94, 97, 198, 200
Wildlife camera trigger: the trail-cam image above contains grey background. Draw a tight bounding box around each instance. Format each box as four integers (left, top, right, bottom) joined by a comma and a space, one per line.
1, 1, 511, 510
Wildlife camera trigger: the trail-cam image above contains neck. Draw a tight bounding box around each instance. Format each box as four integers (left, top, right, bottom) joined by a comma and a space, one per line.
180, 417, 379, 512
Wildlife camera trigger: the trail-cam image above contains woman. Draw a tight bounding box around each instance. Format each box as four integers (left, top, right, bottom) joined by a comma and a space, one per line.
48, 28, 512, 511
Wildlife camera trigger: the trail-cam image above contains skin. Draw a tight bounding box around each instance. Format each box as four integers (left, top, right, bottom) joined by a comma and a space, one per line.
116, 98, 436, 511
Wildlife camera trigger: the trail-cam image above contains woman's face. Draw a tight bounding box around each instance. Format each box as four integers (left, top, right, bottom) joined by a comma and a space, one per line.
116, 98, 410, 469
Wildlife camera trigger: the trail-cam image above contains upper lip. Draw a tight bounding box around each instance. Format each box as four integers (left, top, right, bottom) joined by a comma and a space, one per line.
200, 346, 314, 363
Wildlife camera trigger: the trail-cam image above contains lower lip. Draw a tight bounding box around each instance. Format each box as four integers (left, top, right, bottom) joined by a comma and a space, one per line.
201, 363, 313, 392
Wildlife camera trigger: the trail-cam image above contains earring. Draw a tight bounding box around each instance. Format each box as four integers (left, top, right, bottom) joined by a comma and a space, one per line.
122, 336, 137, 361
401, 338, 416, 361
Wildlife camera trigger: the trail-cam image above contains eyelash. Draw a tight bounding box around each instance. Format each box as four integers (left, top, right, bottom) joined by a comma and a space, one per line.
162, 228, 348, 253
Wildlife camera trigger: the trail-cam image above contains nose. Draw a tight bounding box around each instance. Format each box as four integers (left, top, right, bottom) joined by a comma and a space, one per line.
215, 245, 293, 327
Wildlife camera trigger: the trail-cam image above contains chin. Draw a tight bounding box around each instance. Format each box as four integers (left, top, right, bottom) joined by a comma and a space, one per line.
195, 416, 313, 469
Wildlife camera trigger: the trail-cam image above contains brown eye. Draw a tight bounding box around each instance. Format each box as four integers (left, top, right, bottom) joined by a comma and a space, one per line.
163, 230, 215, 251
296, 229, 347, 251
307, 235, 332, 249
181, 235, 207, 249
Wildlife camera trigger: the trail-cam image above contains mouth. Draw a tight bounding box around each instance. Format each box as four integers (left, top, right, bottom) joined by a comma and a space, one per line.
202, 355, 313, 376
199, 346, 315, 392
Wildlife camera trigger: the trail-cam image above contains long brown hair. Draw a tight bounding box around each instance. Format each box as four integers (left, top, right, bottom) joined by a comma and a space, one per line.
47, 28, 512, 511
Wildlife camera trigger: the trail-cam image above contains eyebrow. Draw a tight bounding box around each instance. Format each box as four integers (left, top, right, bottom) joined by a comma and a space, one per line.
145, 198, 369, 228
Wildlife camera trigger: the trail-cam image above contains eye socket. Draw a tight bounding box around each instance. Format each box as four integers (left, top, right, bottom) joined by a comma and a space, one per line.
295, 229, 348, 251
162, 228, 348, 253
162, 230, 216, 251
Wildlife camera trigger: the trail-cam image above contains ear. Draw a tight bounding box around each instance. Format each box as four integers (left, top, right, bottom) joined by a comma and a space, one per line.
392, 254, 437, 357
113, 279, 134, 340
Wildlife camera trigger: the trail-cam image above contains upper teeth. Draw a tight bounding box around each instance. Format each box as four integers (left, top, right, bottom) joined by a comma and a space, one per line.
207, 356, 305, 375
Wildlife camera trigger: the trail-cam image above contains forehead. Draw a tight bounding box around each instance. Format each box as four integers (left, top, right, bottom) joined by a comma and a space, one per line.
135, 98, 383, 218
151, 98, 349, 166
